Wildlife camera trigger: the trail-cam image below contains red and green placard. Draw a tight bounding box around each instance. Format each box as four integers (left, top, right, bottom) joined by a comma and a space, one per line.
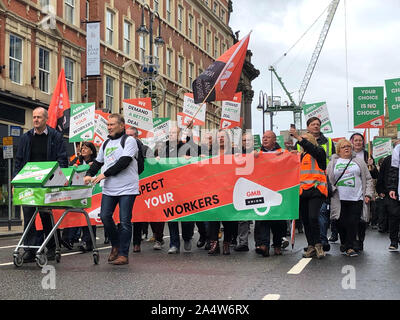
385, 78, 400, 125
353, 86, 384, 128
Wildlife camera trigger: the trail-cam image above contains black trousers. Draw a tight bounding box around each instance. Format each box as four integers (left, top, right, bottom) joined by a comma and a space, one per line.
387, 197, 400, 245
376, 197, 389, 232
132, 222, 146, 245
150, 222, 165, 242
209, 221, 238, 242
23, 206, 56, 252
299, 189, 325, 246
337, 200, 363, 251
254, 220, 286, 247
195, 221, 208, 241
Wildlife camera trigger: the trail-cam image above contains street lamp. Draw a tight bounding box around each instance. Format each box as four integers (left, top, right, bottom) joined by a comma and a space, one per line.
136, 4, 166, 107
257, 90, 268, 133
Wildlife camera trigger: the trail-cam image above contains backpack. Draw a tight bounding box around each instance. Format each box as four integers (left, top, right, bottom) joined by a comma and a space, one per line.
102, 134, 145, 175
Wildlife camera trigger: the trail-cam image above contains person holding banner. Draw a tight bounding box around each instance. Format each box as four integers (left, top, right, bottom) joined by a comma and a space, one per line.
253, 130, 287, 257
14, 107, 68, 263
84, 114, 139, 265
350, 133, 378, 252
155, 125, 196, 254
327, 139, 374, 257
291, 127, 327, 259
208, 129, 238, 255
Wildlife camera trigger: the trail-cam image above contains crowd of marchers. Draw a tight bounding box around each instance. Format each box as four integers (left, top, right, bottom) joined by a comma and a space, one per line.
14, 108, 400, 266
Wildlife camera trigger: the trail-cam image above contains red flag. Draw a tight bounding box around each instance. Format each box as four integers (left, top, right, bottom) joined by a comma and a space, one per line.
48, 69, 70, 132
192, 32, 251, 104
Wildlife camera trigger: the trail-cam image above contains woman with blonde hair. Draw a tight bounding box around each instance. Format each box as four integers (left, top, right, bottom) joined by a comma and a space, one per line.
327, 139, 374, 257
290, 128, 328, 259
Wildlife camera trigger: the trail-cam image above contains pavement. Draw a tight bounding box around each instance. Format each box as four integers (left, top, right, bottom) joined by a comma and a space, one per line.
0, 225, 23, 238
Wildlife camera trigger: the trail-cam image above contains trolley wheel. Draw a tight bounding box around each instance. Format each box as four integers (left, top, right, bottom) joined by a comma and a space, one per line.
93, 251, 99, 265
36, 254, 48, 268
13, 254, 23, 267
55, 252, 61, 263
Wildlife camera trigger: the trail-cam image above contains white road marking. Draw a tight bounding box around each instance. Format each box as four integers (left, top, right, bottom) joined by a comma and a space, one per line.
262, 294, 281, 300
0, 245, 17, 250
0, 262, 13, 266
287, 258, 312, 274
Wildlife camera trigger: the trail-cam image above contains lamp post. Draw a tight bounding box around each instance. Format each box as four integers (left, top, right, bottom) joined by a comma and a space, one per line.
257, 90, 268, 134
136, 4, 165, 107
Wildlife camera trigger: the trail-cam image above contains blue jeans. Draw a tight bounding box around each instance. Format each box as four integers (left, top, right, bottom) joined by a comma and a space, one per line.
319, 202, 330, 245
100, 194, 136, 257
168, 221, 194, 249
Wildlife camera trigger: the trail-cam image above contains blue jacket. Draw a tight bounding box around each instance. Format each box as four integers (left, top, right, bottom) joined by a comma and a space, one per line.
13, 125, 68, 178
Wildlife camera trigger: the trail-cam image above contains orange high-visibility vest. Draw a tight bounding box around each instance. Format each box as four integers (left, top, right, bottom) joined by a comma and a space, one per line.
300, 153, 328, 197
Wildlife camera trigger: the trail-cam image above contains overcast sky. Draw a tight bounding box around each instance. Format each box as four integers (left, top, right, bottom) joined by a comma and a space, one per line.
229, 0, 400, 140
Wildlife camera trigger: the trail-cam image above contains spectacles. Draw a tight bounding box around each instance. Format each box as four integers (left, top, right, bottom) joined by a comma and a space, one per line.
341, 145, 352, 149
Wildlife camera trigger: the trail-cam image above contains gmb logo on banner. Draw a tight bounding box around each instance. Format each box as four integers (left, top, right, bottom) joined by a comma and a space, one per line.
233, 178, 282, 216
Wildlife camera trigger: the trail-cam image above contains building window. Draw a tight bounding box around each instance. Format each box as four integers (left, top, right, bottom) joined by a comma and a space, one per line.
166, 49, 172, 78
106, 9, 114, 45
123, 21, 131, 55
65, 58, 74, 101
166, 101, 172, 119
206, 30, 211, 53
154, 0, 159, 13
178, 56, 183, 84
65, 0, 75, 24
153, 106, 160, 118
140, 35, 146, 63
188, 14, 193, 40
9, 34, 22, 84
221, 42, 226, 54
105, 76, 114, 112
213, 1, 218, 14
39, 48, 50, 93
177, 5, 183, 32
153, 44, 159, 66
166, 0, 172, 23
204, 0, 209, 6
188, 62, 194, 86
86, 1, 90, 20
123, 83, 131, 100
40, 0, 49, 7
197, 23, 203, 47
220, 9, 225, 22
214, 37, 219, 57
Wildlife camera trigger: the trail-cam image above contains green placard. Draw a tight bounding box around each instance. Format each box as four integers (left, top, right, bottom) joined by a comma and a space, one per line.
276, 135, 285, 149
353, 87, 384, 128
303, 101, 333, 134
253, 135, 261, 150
372, 137, 392, 164
385, 78, 400, 125
69, 102, 96, 142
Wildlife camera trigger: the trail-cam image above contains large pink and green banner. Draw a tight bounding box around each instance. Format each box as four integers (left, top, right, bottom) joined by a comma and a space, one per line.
37, 153, 300, 228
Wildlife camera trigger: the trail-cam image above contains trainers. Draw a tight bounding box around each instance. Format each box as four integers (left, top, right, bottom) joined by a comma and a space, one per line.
303, 245, 316, 258
388, 244, 398, 252
153, 241, 163, 250
322, 243, 331, 252
315, 243, 325, 259
281, 237, 289, 249
328, 235, 338, 242
168, 246, 180, 254
346, 249, 358, 257
234, 244, 249, 252
184, 240, 192, 252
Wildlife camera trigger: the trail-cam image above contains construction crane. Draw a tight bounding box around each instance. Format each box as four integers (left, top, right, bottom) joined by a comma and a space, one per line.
267, 0, 340, 130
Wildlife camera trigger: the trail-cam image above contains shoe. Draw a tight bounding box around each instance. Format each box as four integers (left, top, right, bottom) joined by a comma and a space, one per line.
231, 238, 237, 246
197, 238, 206, 248
388, 244, 398, 252
168, 246, 180, 254
111, 256, 129, 265
61, 239, 73, 250
303, 245, 316, 258
108, 246, 119, 262
346, 249, 358, 257
204, 240, 211, 251
153, 241, 162, 250
281, 237, 289, 249
234, 245, 249, 252
274, 247, 282, 256
208, 241, 220, 255
255, 245, 269, 257
340, 244, 346, 253
104, 237, 110, 245
184, 240, 192, 252
322, 243, 331, 252
133, 244, 141, 253
79, 242, 93, 253
22, 251, 36, 263
148, 236, 156, 242
223, 242, 230, 255
315, 243, 325, 259
328, 235, 338, 243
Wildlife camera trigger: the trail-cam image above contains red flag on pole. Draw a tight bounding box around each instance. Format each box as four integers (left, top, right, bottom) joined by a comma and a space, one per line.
192, 32, 251, 104
48, 69, 71, 133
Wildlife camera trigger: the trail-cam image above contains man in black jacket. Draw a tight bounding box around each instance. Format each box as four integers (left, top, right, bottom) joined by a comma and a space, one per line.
376, 155, 391, 233
387, 142, 400, 251
14, 107, 68, 263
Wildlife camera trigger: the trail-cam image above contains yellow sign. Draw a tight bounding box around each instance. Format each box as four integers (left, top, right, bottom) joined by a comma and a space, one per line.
2, 137, 13, 146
